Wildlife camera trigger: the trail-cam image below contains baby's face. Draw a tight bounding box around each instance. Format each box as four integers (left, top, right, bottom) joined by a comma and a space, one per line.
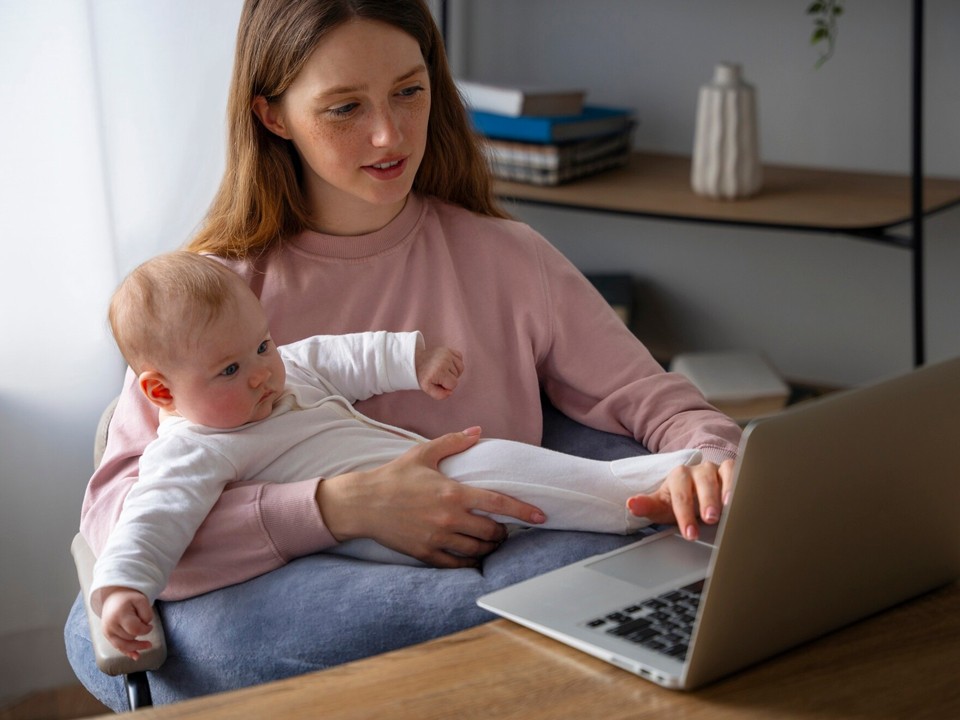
165, 283, 286, 429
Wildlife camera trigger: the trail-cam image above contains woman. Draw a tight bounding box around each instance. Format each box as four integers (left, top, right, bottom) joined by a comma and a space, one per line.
68, 0, 741, 708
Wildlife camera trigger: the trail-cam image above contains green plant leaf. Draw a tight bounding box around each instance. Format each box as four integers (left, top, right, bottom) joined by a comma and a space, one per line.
807, 0, 843, 68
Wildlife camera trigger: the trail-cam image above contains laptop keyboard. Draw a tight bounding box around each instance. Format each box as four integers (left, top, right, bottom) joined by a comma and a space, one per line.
585, 579, 705, 661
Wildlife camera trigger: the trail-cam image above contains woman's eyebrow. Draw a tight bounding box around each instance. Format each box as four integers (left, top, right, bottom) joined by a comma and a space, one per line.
394, 63, 428, 84
316, 64, 428, 99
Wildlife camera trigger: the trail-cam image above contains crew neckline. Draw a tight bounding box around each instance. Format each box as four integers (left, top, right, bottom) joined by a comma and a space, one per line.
289, 195, 424, 260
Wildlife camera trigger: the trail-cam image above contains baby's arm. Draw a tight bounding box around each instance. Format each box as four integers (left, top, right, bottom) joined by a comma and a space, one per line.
285, 331, 463, 402
91, 433, 237, 609
415, 346, 464, 400
99, 586, 154, 660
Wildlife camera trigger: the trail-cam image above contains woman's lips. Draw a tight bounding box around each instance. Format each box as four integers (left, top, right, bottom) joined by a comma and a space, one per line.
363, 157, 407, 180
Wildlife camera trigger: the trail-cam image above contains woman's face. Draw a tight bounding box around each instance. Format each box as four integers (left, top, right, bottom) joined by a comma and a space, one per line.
264, 19, 430, 235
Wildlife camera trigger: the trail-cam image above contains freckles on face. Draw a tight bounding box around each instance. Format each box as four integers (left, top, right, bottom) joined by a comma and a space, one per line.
275, 19, 432, 233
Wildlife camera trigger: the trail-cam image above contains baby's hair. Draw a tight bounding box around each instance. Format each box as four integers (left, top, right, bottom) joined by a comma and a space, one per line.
109, 251, 242, 374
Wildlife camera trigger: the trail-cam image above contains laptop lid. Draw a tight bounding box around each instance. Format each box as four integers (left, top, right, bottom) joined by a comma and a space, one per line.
479, 357, 960, 690
683, 354, 960, 687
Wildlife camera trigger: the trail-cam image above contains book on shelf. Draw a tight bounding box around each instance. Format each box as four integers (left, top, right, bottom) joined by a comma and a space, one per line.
487, 149, 629, 186
482, 125, 634, 186
669, 351, 790, 423
482, 127, 633, 170
456, 79, 586, 117
469, 105, 635, 144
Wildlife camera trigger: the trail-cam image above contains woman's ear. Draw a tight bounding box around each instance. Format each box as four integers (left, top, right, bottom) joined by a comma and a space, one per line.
139, 371, 177, 412
252, 96, 292, 140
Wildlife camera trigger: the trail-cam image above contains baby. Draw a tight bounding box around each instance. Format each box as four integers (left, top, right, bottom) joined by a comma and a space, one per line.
92, 251, 699, 658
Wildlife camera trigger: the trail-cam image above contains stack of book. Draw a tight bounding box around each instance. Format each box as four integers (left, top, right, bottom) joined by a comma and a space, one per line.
457, 79, 636, 187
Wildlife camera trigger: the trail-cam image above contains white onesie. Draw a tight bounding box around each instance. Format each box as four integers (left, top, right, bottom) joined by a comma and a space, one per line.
91, 331, 698, 608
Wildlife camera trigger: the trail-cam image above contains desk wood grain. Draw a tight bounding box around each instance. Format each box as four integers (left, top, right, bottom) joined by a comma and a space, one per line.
103, 581, 959, 719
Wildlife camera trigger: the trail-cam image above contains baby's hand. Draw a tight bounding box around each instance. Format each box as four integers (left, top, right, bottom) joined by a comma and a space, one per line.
100, 586, 155, 660
415, 346, 464, 400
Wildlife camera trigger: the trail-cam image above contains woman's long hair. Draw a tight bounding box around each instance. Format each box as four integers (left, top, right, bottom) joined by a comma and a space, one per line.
188, 0, 506, 259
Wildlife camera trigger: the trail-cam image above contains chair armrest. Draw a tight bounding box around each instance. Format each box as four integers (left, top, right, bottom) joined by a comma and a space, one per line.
93, 395, 120, 468
71, 532, 167, 676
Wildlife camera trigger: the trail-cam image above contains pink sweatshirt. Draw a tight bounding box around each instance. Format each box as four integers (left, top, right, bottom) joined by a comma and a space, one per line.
81, 195, 741, 599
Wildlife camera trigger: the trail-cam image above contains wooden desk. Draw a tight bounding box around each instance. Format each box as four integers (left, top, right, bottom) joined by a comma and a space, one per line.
104, 581, 960, 719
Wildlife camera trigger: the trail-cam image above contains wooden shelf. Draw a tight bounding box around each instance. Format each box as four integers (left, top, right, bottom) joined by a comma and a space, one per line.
494, 152, 960, 241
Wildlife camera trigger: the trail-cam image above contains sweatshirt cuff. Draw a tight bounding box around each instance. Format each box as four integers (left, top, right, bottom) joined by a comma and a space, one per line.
697, 445, 739, 465
259, 479, 337, 561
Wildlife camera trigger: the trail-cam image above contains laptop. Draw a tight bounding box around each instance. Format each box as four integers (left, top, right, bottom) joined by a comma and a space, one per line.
478, 356, 960, 690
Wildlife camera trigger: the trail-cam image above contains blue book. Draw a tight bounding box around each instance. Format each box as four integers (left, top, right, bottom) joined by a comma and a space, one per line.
469, 105, 634, 144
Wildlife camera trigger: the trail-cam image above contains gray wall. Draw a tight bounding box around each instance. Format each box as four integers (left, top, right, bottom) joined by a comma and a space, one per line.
450, 0, 960, 387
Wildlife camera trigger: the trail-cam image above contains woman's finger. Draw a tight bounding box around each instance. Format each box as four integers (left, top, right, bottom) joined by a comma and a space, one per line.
718, 458, 736, 506
462, 486, 546, 527
690, 463, 723, 525
415, 427, 482, 468
664, 469, 700, 541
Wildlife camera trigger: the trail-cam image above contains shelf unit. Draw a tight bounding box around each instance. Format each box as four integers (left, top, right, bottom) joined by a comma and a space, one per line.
442, 0, 960, 367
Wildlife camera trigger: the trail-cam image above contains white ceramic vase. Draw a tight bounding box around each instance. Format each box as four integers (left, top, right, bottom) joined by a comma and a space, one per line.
691, 63, 762, 200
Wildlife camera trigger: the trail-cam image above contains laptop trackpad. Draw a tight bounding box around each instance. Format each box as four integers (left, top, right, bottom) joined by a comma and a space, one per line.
586, 536, 712, 592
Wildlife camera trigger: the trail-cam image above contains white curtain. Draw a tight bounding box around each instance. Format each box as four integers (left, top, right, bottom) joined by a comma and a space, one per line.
0, 0, 241, 699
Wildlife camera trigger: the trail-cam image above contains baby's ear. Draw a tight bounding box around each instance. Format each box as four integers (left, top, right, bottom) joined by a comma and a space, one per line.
139, 371, 176, 412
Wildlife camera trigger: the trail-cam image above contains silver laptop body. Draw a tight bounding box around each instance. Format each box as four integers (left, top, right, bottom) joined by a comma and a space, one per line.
478, 356, 960, 690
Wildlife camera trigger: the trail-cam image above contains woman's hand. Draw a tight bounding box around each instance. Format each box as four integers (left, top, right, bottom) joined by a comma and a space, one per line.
626, 458, 735, 541
316, 427, 546, 568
